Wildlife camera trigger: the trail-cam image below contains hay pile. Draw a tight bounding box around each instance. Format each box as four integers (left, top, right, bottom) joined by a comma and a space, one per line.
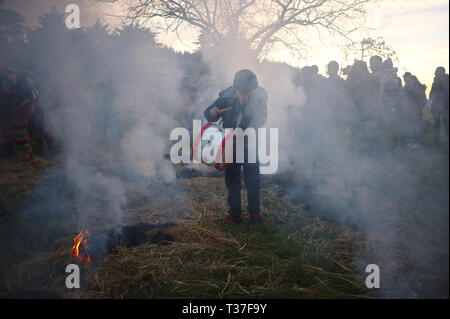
0, 156, 53, 215
80, 176, 367, 298
1, 159, 367, 298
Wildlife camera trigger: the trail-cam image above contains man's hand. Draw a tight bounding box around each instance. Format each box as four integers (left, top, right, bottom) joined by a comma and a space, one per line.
209, 106, 220, 117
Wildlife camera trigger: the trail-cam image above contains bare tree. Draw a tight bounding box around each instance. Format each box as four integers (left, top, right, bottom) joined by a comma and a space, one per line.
343, 36, 398, 62
118, 0, 375, 59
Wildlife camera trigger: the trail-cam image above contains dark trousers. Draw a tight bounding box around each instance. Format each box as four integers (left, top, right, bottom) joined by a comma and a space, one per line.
433, 110, 449, 147
225, 162, 260, 218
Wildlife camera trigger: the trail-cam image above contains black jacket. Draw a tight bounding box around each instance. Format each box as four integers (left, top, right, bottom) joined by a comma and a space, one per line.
430, 75, 449, 113
204, 86, 268, 129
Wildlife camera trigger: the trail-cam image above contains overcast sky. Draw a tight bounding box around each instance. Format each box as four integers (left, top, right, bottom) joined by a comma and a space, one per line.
3, 0, 449, 89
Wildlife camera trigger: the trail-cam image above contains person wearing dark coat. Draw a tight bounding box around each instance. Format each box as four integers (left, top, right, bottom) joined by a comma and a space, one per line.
204, 69, 268, 224
325, 61, 347, 113
324, 61, 348, 157
429, 67, 449, 147
400, 73, 426, 148
346, 60, 375, 153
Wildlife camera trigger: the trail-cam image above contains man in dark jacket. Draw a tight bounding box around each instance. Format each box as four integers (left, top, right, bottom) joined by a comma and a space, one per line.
430, 66, 449, 147
204, 69, 268, 224
400, 72, 426, 149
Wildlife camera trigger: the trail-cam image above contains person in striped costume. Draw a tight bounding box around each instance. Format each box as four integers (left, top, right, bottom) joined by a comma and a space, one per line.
0, 70, 36, 160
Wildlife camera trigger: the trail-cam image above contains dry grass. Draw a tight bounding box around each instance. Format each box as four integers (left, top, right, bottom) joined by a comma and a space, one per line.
1, 147, 447, 298
0, 156, 369, 299
0, 156, 53, 215
78, 176, 367, 299
81, 220, 366, 298
1, 169, 368, 299
271, 150, 449, 298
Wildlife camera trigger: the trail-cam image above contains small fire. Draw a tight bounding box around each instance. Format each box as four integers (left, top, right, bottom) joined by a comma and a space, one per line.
72, 230, 92, 263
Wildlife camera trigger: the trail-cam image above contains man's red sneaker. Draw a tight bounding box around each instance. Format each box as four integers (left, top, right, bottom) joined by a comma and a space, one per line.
222, 215, 242, 225
249, 212, 264, 224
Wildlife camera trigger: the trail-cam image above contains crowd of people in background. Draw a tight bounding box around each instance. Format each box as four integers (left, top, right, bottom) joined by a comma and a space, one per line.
0, 7, 448, 164
1, 56, 449, 162
292, 57, 449, 160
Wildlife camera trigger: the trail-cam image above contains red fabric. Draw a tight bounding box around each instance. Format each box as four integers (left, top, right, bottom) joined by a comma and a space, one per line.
193, 122, 234, 171
223, 215, 242, 224
250, 213, 263, 221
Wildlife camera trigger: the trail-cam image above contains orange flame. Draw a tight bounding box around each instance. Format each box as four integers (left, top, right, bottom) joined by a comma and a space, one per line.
72, 230, 92, 263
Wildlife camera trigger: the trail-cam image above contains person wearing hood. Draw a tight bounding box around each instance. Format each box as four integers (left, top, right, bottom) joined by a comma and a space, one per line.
346, 60, 375, 154
380, 58, 402, 104
370, 55, 383, 76
379, 58, 402, 146
429, 66, 449, 147
369, 55, 383, 108
400, 72, 427, 149
325, 61, 348, 154
204, 69, 268, 225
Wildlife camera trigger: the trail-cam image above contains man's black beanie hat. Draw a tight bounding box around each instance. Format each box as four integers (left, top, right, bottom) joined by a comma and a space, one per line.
233, 69, 258, 93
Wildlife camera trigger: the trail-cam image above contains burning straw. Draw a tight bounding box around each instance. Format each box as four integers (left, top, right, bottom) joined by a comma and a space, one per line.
72, 230, 92, 264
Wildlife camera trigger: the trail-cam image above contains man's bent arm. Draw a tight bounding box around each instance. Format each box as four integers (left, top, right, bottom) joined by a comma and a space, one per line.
204, 97, 226, 122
